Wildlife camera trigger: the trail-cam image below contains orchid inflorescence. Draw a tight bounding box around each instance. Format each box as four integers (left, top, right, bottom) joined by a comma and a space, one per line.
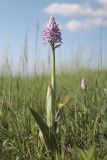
43, 16, 62, 48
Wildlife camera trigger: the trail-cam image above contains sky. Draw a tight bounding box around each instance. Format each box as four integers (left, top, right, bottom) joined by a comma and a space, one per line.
0, 0, 107, 73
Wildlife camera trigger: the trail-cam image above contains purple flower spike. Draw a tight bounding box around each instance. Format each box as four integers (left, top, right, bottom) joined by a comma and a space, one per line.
43, 16, 62, 48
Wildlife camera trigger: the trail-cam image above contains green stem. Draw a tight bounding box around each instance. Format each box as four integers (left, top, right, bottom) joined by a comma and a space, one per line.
51, 44, 56, 127
51, 44, 55, 93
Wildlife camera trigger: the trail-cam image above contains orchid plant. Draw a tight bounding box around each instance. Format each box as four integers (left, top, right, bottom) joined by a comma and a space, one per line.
29, 16, 62, 158
43, 16, 62, 128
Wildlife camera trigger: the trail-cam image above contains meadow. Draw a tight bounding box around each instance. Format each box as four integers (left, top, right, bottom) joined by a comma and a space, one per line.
0, 15, 107, 160
0, 67, 107, 160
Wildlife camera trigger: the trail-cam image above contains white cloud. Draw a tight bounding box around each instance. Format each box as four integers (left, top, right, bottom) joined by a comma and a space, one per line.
65, 18, 107, 31
44, 3, 107, 17
66, 20, 82, 31
97, 0, 107, 4
44, 2, 107, 32
44, 3, 82, 16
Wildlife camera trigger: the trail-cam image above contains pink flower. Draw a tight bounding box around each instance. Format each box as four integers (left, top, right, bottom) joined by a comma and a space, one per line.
43, 16, 62, 48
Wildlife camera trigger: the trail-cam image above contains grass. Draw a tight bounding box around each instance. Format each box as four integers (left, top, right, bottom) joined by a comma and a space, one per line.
0, 69, 107, 159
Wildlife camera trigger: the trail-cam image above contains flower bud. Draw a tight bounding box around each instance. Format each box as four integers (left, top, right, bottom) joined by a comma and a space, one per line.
81, 78, 87, 91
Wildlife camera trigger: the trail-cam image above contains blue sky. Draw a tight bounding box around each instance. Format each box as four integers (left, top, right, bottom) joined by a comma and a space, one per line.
0, 0, 107, 73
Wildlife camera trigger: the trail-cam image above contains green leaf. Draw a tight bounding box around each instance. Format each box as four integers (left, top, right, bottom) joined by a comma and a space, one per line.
88, 146, 95, 160
46, 83, 54, 127
29, 107, 58, 152
3, 139, 9, 147
79, 146, 95, 160
79, 149, 87, 160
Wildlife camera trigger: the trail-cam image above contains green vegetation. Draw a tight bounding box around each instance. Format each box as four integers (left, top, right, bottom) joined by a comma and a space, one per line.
0, 69, 107, 159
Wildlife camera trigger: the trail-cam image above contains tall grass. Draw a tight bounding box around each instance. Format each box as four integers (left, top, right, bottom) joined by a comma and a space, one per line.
0, 66, 107, 159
